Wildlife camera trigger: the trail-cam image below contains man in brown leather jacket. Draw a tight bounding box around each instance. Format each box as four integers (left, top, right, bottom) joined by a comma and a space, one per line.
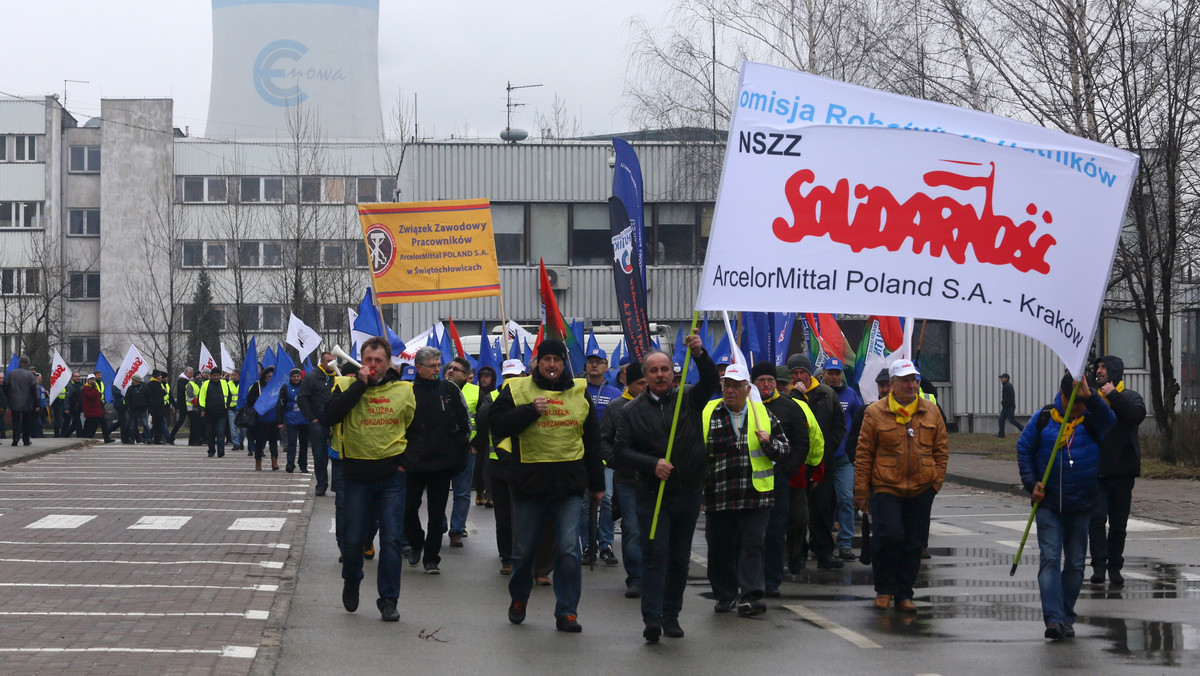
853, 359, 948, 613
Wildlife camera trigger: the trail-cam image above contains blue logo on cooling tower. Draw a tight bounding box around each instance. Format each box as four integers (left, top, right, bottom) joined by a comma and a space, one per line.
254, 39, 310, 107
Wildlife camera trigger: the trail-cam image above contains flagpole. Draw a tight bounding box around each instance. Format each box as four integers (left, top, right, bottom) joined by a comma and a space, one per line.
650, 311, 700, 540
498, 290, 511, 358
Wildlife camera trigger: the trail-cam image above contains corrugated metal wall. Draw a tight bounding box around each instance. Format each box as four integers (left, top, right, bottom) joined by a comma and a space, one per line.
174, 140, 402, 176
0, 98, 49, 133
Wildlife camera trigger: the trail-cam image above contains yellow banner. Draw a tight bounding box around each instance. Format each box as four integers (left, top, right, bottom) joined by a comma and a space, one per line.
358, 199, 501, 304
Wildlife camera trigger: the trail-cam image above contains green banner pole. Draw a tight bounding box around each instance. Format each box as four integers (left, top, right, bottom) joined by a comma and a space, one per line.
649, 311, 701, 540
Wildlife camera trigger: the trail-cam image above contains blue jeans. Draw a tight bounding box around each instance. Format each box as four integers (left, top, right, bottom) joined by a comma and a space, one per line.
1036, 508, 1089, 627
227, 410, 243, 447
613, 482, 642, 588
449, 453, 476, 535
285, 423, 310, 470
831, 454, 855, 550
342, 468, 407, 605
578, 467, 615, 549
309, 423, 329, 493
510, 494, 583, 619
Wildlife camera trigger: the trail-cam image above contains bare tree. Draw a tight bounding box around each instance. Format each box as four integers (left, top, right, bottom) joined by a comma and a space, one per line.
536, 95, 582, 139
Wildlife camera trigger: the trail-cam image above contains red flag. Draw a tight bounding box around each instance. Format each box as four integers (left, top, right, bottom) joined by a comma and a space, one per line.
538, 258, 568, 341
872, 316, 905, 352
804, 312, 853, 363
533, 324, 545, 355
446, 316, 466, 358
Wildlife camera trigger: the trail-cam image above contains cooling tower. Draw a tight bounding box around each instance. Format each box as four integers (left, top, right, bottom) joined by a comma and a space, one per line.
205, 0, 383, 140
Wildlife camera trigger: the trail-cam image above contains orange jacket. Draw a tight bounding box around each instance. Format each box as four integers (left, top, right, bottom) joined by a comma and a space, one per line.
853, 397, 948, 501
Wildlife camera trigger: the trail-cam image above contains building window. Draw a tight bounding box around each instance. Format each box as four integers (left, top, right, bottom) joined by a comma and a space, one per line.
380, 177, 396, 202
654, 204, 699, 265
69, 272, 101, 300
301, 177, 346, 204
180, 176, 227, 203
1, 268, 39, 296
356, 177, 377, 203
352, 239, 368, 267
570, 204, 610, 266
0, 201, 43, 229
262, 306, 283, 331
14, 135, 36, 162
321, 242, 344, 268
181, 241, 227, 268
69, 146, 101, 173
69, 336, 100, 364
529, 203, 568, 265
68, 209, 101, 236
0, 136, 6, 161
181, 304, 226, 333
241, 176, 283, 203
323, 305, 346, 332
238, 305, 260, 331
492, 204, 525, 265
1105, 312, 1146, 370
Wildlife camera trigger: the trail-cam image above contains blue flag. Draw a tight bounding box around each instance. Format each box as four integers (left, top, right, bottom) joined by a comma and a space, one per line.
5, 353, 18, 376
263, 345, 277, 371
769, 313, 796, 366
477, 325, 496, 384
490, 338, 504, 390
712, 331, 731, 366
612, 138, 647, 290
354, 287, 383, 338
386, 324, 406, 357
238, 337, 259, 408
568, 320, 586, 376
95, 351, 116, 404
254, 346, 295, 417
585, 330, 600, 356
304, 357, 314, 373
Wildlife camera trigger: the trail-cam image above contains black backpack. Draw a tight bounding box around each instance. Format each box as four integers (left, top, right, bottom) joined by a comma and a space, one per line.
1033, 404, 1101, 443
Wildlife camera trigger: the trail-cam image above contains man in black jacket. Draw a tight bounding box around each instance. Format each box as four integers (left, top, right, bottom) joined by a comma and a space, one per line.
402, 346, 471, 575
787, 354, 846, 570
490, 339, 605, 634
298, 351, 338, 496
5, 357, 39, 446
1089, 355, 1146, 587
999, 373, 1023, 437
614, 332, 716, 642
599, 361, 647, 599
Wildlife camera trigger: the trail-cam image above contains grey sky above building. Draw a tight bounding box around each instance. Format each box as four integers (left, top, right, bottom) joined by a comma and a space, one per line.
1, 0, 669, 140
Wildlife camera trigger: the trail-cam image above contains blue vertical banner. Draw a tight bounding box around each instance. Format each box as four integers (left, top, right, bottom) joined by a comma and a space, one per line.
238, 336, 258, 409
254, 347, 295, 417
95, 351, 117, 404
610, 137, 652, 364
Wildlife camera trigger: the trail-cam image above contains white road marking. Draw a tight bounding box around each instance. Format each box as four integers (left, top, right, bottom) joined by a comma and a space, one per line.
0, 557, 282, 568
0, 646, 257, 658
996, 540, 1021, 549
11, 507, 296, 513
0, 486, 311, 493
0, 610, 271, 619
330, 517, 336, 533
229, 517, 287, 531
0, 540, 289, 549
26, 514, 96, 529
1, 497, 298, 503
128, 516, 192, 530
928, 522, 975, 536
983, 518, 1176, 533
690, 552, 708, 567
0, 582, 279, 591
1122, 571, 1154, 581
784, 604, 882, 649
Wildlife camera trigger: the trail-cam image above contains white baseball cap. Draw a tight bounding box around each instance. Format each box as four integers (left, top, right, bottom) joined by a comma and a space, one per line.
501, 359, 526, 377
889, 359, 920, 379
722, 363, 750, 383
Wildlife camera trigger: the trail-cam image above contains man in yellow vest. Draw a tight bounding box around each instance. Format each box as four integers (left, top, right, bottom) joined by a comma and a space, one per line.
489, 339, 604, 634
444, 356, 479, 547
702, 362, 790, 618
198, 368, 232, 458
323, 336, 416, 623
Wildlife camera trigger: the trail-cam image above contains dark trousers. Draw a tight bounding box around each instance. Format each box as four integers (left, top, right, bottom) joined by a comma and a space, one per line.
309, 423, 329, 492
706, 506, 771, 604
403, 469, 455, 568
82, 416, 112, 442
807, 475, 836, 560
9, 410, 34, 444
151, 412, 169, 443
0, 408, 7, 438
61, 410, 83, 438
870, 488, 936, 602
285, 423, 309, 470
764, 480, 791, 589
51, 400, 64, 437
168, 408, 188, 441
998, 406, 1023, 436
787, 482, 810, 572
128, 410, 147, 443
1090, 476, 1135, 573
331, 459, 345, 554
252, 422, 279, 459
636, 488, 701, 623
491, 473, 514, 564
205, 411, 226, 456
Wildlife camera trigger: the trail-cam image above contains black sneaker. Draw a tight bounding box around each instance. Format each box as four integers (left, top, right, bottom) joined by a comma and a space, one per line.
556, 615, 582, 633
379, 600, 399, 622
1045, 622, 1065, 641
599, 546, 619, 566
713, 599, 737, 613
838, 548, 857, 561
508, 599, 526, 624
643, 620, 662, 642
737, 600, 767, 617
624, 584, 642, 599
662, 617, 685, 638
817, 556, 844, 569
1063, 623, 1075, 638
1089, 570, 1106, 584
581, 547, 595, 566
342, 583, 359, 612
407, 548, 421, 567
765, 586, 781, 598
424, 564, 440, 575
1109, 568, 1124, 587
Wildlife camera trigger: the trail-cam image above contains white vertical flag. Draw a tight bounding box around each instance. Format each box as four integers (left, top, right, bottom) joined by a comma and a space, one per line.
286, 312, 322, 363
220, 342, 235, 374
48, 350, 72, 401
114, 344, 150, 394
198, 342, 217, 373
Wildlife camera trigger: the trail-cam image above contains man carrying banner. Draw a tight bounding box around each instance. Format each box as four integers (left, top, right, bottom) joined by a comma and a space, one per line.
126, 375, 147, 444
614, 333, 717, 642
81, 375, 114, 443
854, 359, 949, 613
490, 339, 605, 633
322, 335, 416, 623
1089, 355, 1146, 587
787, 354, 845, 570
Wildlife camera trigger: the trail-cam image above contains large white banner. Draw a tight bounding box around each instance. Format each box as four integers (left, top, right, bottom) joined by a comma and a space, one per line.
47, 350, 72, 401
114, 345, 150, 394
697, 62, 1139, 376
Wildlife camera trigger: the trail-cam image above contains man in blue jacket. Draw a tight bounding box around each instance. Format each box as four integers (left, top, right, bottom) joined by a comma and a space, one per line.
1017, 373, 1115, 641
279, 368, 310, 473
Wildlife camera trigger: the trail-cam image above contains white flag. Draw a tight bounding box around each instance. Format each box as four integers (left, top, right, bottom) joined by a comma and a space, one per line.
505, 320, 536, 350
220, 342, 235, 374
114, 344, 150, 394
47, 350, 72, 401
398, 322, 444, 364
286, 312, 322, 363
198, 342, 217, 373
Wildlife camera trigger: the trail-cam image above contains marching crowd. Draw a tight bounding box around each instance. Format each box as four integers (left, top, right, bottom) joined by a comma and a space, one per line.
0, 337, 1144, 643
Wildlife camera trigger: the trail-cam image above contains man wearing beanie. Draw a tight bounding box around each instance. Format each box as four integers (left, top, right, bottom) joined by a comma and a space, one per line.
1089, 355, 1145, 587
599, 360, 648, 598
489, 339, 605, 633
786, 353, 846, 570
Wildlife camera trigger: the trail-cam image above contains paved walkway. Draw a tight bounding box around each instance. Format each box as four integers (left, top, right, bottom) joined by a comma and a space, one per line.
0, 436, 91, 467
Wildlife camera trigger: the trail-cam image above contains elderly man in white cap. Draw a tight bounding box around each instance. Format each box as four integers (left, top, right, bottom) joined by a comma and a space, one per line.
701, 362, 790, 618
853, 359, 948, 613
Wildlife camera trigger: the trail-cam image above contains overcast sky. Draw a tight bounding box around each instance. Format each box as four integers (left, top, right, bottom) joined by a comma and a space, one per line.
0, 0, 671, 139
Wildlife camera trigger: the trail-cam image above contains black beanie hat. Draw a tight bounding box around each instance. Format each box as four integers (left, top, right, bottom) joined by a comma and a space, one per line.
536, 339, 568, 362
751, 361, 777, 381
625, 361, 643, 382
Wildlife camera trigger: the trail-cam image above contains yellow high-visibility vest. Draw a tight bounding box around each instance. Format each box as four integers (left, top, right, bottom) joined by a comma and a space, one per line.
701, 399, 775, 492
506, 377, 588, 464
331, 376, 416, 461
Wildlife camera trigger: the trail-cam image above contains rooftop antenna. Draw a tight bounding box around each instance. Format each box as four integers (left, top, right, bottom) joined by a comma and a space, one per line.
501, 80, 541, 143
63, 79, 89, 110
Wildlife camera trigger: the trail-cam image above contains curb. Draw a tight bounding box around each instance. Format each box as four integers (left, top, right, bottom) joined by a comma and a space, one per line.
0, 440, 94, 468
250, 479, 317, 676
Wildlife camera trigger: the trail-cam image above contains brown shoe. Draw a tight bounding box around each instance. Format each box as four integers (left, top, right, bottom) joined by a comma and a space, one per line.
535, 575, 551, 586
896, 599, 918, 613
500, 563, 513, 575
874, 594, 892, 610
449, 532, 463, 548
271, 457, 280, 471
255, 459, 262, 471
